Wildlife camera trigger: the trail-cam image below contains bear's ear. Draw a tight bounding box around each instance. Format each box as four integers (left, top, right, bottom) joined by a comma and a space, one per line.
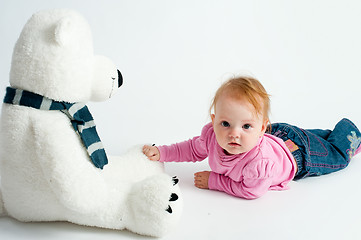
54, 17, 75, 46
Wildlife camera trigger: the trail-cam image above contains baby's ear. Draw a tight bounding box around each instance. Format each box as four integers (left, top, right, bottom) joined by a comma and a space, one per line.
261, 119, 269, 135
211, 114, 216, 124
54, 17, 75, 46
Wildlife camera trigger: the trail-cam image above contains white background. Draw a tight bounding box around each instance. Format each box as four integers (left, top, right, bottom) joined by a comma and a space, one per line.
1, 0, 361, 239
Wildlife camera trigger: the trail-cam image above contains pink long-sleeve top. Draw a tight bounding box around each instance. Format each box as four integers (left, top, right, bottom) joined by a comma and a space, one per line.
158, 123, 297, 199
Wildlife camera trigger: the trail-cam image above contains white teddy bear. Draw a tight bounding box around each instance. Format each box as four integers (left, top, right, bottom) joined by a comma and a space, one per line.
0, 9, 182, 237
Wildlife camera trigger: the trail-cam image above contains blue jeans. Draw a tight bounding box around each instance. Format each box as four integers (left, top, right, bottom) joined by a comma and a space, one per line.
268, 118, 361, 180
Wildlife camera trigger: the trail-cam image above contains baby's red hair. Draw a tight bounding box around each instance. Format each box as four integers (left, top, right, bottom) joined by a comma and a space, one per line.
210, 76, 270, 122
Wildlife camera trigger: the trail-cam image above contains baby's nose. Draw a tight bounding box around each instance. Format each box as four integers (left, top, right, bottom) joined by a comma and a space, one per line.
229, 128, 241, 138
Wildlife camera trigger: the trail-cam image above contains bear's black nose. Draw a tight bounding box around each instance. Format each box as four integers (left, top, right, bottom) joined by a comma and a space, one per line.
117, 69, 123, 88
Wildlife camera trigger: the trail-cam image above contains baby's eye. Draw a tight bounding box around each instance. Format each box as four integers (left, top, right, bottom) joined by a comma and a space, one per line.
221, 121, 230, 127
243, 124, 252, 130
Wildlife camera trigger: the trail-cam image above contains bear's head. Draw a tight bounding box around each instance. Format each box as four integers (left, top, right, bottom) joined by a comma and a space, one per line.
9, 9, 122, 103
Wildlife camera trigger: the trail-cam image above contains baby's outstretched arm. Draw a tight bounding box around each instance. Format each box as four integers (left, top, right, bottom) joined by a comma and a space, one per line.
142, 145, 160, 161
194, 171, 211, 189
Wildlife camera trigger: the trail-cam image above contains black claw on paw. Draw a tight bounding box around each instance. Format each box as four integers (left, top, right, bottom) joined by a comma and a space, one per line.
172, 176, 179, 186
166, 205, 173, 213
169, 193, 178, 201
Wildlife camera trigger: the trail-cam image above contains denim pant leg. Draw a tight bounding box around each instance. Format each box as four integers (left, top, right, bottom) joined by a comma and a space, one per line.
269, 118, 361, 180
324, 118, 361, 160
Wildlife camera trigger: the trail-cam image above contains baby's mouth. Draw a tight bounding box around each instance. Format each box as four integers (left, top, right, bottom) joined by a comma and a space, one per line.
228, 142, 241, 147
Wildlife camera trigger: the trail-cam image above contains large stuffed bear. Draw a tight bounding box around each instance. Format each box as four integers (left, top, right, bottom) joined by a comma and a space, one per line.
0, 9, 182, 237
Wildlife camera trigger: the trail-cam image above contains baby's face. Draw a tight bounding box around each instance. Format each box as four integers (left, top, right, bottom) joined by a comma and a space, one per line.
211, 95, 267, 155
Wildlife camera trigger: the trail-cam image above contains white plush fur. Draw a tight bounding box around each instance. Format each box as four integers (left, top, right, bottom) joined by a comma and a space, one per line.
0, 9, 182, 237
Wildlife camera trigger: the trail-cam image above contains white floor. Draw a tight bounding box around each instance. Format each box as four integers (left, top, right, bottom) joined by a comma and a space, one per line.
1, 154, 360, 240
1, 1, 361, 239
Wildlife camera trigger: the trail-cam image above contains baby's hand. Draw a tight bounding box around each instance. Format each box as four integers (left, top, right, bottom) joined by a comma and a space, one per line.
194, 171, 211, 189
142, 145, 160, 161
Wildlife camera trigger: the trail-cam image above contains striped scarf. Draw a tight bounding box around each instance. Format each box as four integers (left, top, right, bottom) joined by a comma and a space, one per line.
3, 87, 108, 169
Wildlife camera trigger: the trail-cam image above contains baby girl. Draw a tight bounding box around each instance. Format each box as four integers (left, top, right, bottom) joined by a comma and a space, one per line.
143, 76, 361, 199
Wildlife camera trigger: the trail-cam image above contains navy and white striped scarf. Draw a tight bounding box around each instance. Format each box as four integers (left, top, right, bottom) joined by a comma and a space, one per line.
3, 87, 108, 169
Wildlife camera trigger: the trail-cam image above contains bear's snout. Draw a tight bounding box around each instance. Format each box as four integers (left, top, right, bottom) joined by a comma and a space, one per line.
117, 70, 123, 88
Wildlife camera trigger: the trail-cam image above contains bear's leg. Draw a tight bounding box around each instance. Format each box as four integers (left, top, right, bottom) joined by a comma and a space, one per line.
124, 173, 182, 237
